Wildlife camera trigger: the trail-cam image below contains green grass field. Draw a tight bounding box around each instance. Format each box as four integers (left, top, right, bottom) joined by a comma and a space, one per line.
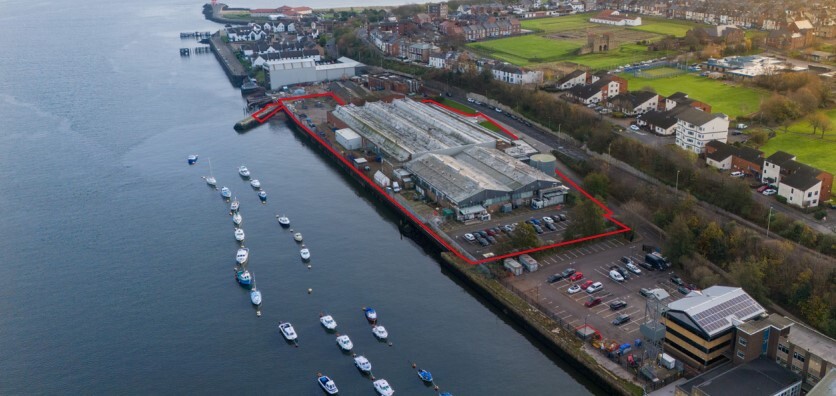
620, 73, 767, 118
520, 13, 594, 33
439, 98, 477, 114
759, 109, 836, 174
639, 66, 684, 77
566, 45, 672, 69
479, 120, 503, 132
469, 36, 584, 66
628, 18, 702, 37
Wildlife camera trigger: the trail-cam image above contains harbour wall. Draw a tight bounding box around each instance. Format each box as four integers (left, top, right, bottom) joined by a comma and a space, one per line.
208, 33, 248, 87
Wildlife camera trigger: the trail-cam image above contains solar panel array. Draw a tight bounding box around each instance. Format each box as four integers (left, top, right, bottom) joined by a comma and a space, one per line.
692, 293, 764, 335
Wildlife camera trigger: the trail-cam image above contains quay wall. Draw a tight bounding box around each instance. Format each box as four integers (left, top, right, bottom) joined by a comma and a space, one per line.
208, 33, 248, 87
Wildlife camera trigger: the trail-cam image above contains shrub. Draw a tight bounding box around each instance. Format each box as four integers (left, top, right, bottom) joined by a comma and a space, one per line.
776, 196, 788, 204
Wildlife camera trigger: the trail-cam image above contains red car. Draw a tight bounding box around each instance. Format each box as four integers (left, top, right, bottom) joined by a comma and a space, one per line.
585, 297, 603, 308
569, 272, 584, 282
580, 280, 594, 290
757, 185, 769, 193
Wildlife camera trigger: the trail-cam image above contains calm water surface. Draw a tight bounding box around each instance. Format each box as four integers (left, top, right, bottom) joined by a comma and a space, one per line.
0, 0, 601, 394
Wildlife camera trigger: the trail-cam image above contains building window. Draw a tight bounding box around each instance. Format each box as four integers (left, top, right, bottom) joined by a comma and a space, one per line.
778, 344, 789, 353
738, 337, 747, 347
808, 192, 812, 197
793, 352, 805, 363
736, 350, 745, 359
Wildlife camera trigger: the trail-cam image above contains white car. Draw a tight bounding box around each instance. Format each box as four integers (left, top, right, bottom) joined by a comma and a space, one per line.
730, 171, 744, 178
464, 233, 476, 241
625, 262, 642, 275
567, 285, 582, 294
609, 270, 625, 282
467, 98, 475, 103
630, 125, 639, 131
542, 216, 555, 224
586, 282, 603, 293
762, 189, 778, 196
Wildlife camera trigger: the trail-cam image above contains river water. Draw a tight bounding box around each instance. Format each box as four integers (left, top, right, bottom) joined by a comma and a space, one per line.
0, 0, 601, 394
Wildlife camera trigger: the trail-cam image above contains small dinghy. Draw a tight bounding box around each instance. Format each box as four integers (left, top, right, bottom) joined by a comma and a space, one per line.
276, 215, 290, 227
258, 191, 267, 202
363, 307, 377, 323
372, 325, 388, 340
187, 155, 198, 165
234, 228, 245, 242
278, 322, 297, 341
320, 314, 337, 330
353, 355, 372, 373
293, 232, 303, 242
235, 247, 249, 264
230, 198, 239, 212
336, 334, 353, 351
417, 369, 433, 383
250, 179, 261, 189
300, 247, 311, 261
232, 212, 242, 226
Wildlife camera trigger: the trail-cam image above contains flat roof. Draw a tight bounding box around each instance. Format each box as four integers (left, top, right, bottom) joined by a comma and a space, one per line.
807, 368, 836, 396
785, 322, 836, 366
677, 357, 800, 396
736, 313, 793, 335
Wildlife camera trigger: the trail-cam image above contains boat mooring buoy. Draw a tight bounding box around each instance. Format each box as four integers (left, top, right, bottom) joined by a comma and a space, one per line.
434, 385, 439, 391
256, 310, 262, 317
307, 264, 312, 269
307, 288, 312, 294
388, 342, 393, 347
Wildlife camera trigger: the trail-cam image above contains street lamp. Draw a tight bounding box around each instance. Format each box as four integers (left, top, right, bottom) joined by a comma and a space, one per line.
675, 170, 680, 193
766, 206, 774, 237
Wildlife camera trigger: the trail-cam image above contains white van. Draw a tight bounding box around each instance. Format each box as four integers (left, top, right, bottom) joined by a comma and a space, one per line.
392, 182, 401, 193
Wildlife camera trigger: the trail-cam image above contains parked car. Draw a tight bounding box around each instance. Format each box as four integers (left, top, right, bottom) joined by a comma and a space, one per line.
585, 297, 603, 307
486, 229, 496, 236
561, 268, 576, 278
558, 213, 567, 221
464, 233, 475, 242
545, 222, 557, 231
639, 261, 655, 271
678, 286, 691, 295
670, 274, 684, 286
586, 282, 603, 293
567, 284, 582, 294
477, 237, 489, 246
494, 107, 502, 113
542, 216, 555, 224
611, 265, 629, 279
524, 121, 532, 127
580, 280, 594, 290
467, 97, 475, 103
609, 300, 627, 310
630, 125, 639, 131
478, 231, 488, 239
612, 314, 631, 326
486, 235, 497, 244
568, 272, 584, 282
609, 270, 625, 282
551, 215, 562, 222
639, 288, 653, 298
620, 256, 633, 265
730, 171, 745, 178
533, 225, 544, 234
625, 262, 642, 275
762, 189, 778, 196
530, 218, 542, 226
547, 274, 563, 283
757, 185, 769, 193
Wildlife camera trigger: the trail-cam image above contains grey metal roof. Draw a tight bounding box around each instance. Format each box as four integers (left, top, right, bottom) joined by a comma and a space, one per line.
667, 286, 765, 337
405, 153, 511, 204
678, 357, 800, 396
676, 107, 723, 126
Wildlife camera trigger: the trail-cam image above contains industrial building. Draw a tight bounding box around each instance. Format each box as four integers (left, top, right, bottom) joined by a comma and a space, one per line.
663, 286, 766, 369
263, 56, 361, 90
675, 357, 801, 396
327, 98, 569, 220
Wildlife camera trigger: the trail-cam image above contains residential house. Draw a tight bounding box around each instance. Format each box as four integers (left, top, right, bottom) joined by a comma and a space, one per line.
674, 107, 729, 154
808, 51, 833, 62
637, 110, 678, 135
762, 151, 833, 207
607, 91, 658, 115
555, 70, 587, 90
488, 63, 543, 85
703, 24, 745, 45
408, 43, 435, 63
427, 3, 448, 20
664, 92, 711, 113
567, 75, 626, 104
704, 140, 765, 177
589, 10, 642, 26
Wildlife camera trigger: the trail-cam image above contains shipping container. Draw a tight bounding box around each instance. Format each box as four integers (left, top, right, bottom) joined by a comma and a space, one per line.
503, 259, 523, 276
517, 254, 539, 272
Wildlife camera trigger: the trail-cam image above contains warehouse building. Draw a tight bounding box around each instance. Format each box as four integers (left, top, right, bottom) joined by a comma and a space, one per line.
663, 286, 766, 369
675, 356, 801, 396
263, 56, 361, 90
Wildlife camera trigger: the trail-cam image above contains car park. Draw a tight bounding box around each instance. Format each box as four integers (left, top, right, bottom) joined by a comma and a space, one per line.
730, 171, 744, 177
464, 233, 475, 242
762, 189, 777, 196
580, 280, 594, 290
586, 282, 603, 293
612, 314, 631, 326
545, 222, 557, 231
625, 262, 642, 275
568, 272, 584, 282
609, 300, 627, 310
567, 285, 582, 294
609, 270, 624, 282
585, 297, 603, 307
639, 288, 652, 298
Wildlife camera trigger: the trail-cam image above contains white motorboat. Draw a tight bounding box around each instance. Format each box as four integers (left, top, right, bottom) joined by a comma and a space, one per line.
354, 355, 372, 373
372, 325, 388, 340
238, 165, 250, 178
220, 187, 231, 199
300, 247, 311, 261
320, 314, 337, 330
250, 275, 262, 306
205, 158, 217, 186
234, 228, 245, 242
336, 334, 353, 351
278, 322, 297, 341
250, 179, 261, 189
230, 198, 240, 212
187, 154, 198, 165
235, 247, 249, 264
317, 374, 338, 395
232, 212, 242, 226
293, 232, 303, 242
276, 215, 290, 227
373, 379, 394, 396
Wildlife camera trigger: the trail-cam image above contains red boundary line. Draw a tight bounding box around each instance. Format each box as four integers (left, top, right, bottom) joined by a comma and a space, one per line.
251, 92, 630, 265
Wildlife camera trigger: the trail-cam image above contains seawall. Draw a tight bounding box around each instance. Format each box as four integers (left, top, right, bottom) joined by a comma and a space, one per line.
208, 33, 248, 87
